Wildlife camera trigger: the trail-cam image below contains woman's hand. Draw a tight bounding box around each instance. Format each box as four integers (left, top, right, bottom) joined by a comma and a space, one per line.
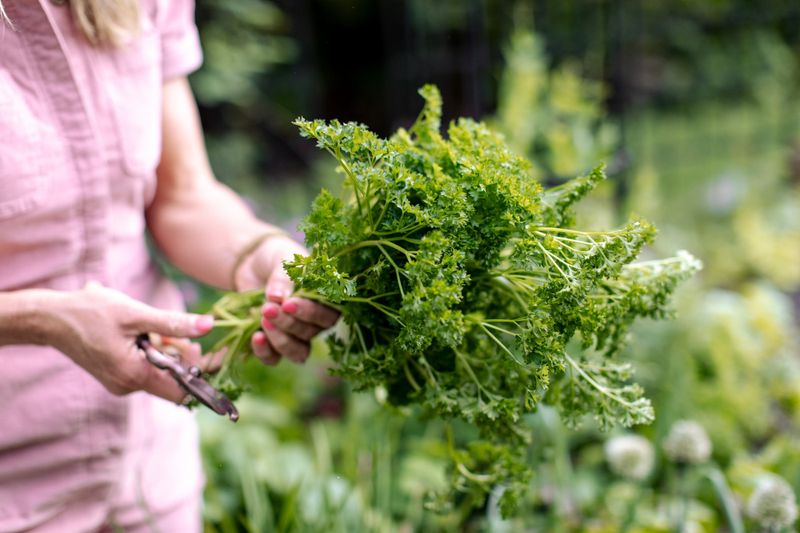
233, 235, 339, 365
43, 283, 215, 403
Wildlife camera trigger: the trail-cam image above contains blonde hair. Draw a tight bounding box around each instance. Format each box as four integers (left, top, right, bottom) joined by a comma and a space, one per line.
0, 0, 140, 47
0, 1, 11, 30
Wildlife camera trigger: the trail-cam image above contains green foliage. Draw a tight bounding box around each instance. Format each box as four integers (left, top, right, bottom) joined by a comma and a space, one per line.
192, 0, 296, 107
200, 347, 459, 532
494, 30, 618, 182
191, 0, 303, 211
206, 86, 698, 515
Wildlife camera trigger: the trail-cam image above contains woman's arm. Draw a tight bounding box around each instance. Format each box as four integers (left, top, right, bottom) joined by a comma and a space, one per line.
0, 290, 54, 346
147, 78, 338, 365
146, 77, 280, 290
0, 285, 214, 402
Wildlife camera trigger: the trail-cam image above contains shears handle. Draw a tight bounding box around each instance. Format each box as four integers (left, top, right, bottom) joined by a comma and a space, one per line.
136, 333, 239, 422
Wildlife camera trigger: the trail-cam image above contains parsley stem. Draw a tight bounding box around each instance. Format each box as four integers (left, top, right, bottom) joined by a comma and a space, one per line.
536, 241, 573, 283
456, 462, 493, 484
563, 353, 646, 414
342, 297, 402, 322
488, 275, 538, 308
480, 322, 518, 337
353, 322, 369, 356
403, 362, 422, 392
363, 173, 375, 228
213, 306, 241, 322
372, 195, 391, 231
455, 350, 495, 400
535, 226, 630, 236
414, 357, 439, 387
479, 323, 525, 367
372, 223, 426, 236
332, 148, 365, 218
213, 319, 251, 327
377, 244, 406, 299
334, 239, 412, 259
482, 317, 526, 324
533, 232, 588, 246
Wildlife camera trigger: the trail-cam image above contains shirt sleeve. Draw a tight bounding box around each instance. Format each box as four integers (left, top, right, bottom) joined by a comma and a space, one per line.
157, 0, 203, 80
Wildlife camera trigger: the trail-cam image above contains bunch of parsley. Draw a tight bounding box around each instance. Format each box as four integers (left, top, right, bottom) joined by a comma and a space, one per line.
208, 85, 700, 514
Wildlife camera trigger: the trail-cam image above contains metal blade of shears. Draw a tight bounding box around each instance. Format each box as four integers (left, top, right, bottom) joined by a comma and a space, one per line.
136, 333, 239, 422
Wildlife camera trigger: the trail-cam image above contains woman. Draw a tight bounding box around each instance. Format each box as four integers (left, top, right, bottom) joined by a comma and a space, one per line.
0, 0, 337, 530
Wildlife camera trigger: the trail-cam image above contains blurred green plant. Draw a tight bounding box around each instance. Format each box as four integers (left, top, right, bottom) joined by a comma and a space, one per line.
192, 0, 296, 107
191, 0, 303, 204
494, 29, 618, 182
201, 342, 457, 532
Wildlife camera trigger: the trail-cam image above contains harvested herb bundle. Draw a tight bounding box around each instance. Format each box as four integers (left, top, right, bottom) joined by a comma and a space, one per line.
207, 85, 700, 514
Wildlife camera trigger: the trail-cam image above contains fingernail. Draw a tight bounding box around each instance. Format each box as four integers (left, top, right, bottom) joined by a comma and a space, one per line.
267, 288, 288, 302
262, 319, 275, 331
253, 332, 267, 345
262, 304, 279, 319
195, 315, 214, 333
282, 301, 298, 314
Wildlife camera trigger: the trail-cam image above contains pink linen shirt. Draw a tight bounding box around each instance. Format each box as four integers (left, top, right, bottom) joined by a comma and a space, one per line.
0, 1, 205, 530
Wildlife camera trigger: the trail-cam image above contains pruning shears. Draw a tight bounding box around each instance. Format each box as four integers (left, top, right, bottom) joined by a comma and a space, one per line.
135, 333, 239, 422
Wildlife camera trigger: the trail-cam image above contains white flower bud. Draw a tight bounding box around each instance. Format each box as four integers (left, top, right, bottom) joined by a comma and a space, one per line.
604, 434, 655, 481
374, 385, 388, 404
748, 477, 798, 531
662, 420, 712, 465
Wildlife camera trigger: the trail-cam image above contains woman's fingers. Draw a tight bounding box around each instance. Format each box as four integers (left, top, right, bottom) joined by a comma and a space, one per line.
107, 344, 188, 404
261, 298, 338, 338
252, 297, 340, 365
280, 298, 339, 328
264, 262, 294, 303
251, 331, 281, 365
157, 335, 200, 358
200, 347, 227, 374
158, 335, 225, 374
131, 305, 215, 339
139, 363, 191, 404
262, 304, 322, 341
83, 282, 215, 339
260, 318, 310, 363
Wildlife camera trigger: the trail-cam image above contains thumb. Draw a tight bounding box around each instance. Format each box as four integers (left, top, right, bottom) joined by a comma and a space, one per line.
265, 265, 295, 303
138, 361, 193, 405
133, 305, 215, 338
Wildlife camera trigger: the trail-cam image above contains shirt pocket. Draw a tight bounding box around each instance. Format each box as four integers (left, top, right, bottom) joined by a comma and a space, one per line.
0, 73, 53, 221
107, 20, 163, 177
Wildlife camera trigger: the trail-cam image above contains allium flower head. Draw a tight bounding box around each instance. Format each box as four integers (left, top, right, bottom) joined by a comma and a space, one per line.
748, 477, 798, 531
662, 420, 712, 465
604, 434, 655, 481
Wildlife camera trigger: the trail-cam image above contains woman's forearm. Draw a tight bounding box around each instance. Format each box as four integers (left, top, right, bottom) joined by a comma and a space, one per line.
0, 284, 219, 402
146, 77, 281, 290
0, 289, 62, 347
146, 177, 279, 290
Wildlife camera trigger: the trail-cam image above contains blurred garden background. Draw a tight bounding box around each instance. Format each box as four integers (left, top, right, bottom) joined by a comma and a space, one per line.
181, 1, 800, 531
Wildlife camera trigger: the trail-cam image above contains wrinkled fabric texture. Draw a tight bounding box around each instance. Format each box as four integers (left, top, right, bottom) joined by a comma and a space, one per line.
0, 1, 204, 531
